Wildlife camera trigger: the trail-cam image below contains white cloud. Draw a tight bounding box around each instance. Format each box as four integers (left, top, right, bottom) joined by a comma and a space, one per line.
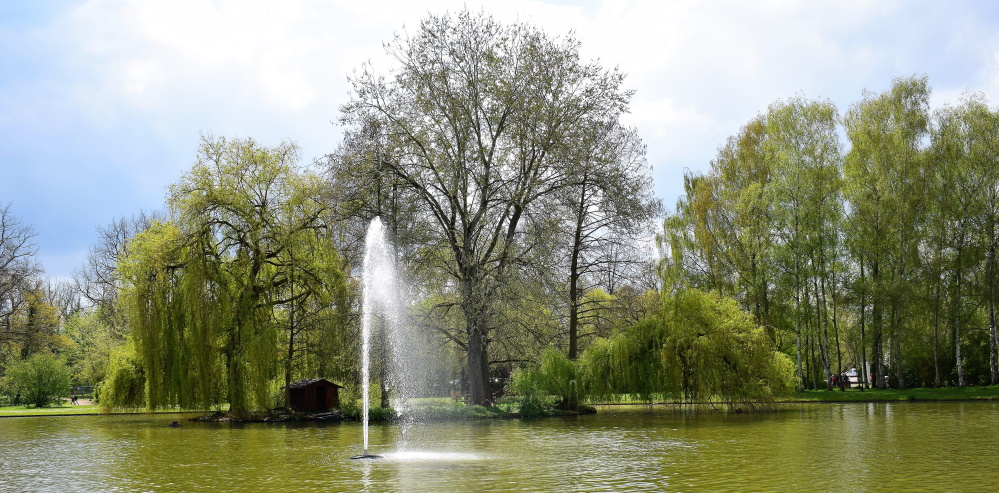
4, 0, 999, 278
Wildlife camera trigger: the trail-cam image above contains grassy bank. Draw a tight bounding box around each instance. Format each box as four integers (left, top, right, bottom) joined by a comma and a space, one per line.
0, 404, 212, 417
790, 385, 999, 402
8, 386, 998, 418
0, 404, 101, 416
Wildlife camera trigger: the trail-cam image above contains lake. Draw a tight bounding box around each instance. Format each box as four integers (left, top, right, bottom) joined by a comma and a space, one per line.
2, 402, 997, 491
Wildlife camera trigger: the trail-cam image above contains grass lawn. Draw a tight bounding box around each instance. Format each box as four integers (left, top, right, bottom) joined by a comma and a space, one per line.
0, 402, 209, 417
0, 404, 101, 416
791, 385, 999, 402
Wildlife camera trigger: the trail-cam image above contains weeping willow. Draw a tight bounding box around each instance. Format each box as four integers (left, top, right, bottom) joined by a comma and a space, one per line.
114, 222, 228, 412
579, 289, 797, 410
110, 136, 352, 419
97, 340, 146, 410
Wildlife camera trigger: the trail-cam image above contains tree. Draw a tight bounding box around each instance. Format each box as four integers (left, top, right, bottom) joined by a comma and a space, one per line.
928, 93, 999, 386
660, 96, 844, 390
579, 289, 797, 409
557, 123, 661, 359
116, 135, 351, 418
8, 289, 64, 360
766, 96, 844, 390
341, 10, 632, 405
0, 203, 39, 370
843, 75, 930, 389
76, 212, 160, 313
63, 309, 119, 388
6, 352, 71, 407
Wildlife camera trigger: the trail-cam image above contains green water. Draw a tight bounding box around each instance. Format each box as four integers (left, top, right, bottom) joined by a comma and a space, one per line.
1, 402, 997, 491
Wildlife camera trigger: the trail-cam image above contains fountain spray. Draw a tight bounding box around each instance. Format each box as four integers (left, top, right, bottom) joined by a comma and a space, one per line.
351, 217, 394, 460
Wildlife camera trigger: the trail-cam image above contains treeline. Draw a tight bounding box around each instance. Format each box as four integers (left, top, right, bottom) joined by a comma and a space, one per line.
661, 75, 999, 390
6, 11, 996, 417
0, 203, 88, 406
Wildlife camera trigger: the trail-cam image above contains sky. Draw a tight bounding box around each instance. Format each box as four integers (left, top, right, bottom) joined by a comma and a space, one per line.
3, 0, 999, 281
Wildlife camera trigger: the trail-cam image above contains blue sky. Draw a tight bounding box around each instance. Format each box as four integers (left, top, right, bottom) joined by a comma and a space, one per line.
3, 0, 999, 281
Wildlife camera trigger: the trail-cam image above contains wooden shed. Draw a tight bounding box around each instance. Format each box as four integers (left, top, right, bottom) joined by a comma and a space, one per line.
287, 378, 342, 413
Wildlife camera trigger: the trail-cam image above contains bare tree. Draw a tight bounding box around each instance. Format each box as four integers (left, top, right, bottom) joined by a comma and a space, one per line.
0, 203, 39, 338
341, 10, 632, 404
74, 211, 159, 314
556, 123, 662, 358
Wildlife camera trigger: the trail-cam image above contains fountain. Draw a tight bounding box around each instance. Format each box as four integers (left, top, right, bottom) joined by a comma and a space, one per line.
351, 217, 395, 460
349, 217, 477, 462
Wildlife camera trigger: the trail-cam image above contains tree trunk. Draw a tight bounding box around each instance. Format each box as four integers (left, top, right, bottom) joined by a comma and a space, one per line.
379, 314, 391, 408
285, 304, 295, 410
567, 174, 589, 360
893, 302, 905, 390
794, 267, 804, 391
814, 275, 832, 391
462, 272, 491, 406
859, 260, 868, 391
989, 197, 999, 385
932, 244, 943, 387
955, 243, 965, 388
466, 327, 489, 405
871, 260, 885, 389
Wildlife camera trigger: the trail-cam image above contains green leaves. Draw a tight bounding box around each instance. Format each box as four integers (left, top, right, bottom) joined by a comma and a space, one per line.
6, 352, 71, 408
115, 135, 350, 417
572, 289, 796, 409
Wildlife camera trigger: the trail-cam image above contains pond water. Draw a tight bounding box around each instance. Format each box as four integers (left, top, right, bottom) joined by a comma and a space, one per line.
2, 402, 997, 491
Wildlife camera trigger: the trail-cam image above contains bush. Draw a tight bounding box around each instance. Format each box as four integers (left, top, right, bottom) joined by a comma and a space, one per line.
341, 405, 397, 421
7, 353, 72, 408
509, 368, 555, 418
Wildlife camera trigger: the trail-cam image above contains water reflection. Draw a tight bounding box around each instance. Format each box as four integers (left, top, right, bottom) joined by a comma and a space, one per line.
2, 403, 999, 491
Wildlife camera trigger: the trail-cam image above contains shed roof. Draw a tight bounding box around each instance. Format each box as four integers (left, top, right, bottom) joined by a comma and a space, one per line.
286, 378, 343, 389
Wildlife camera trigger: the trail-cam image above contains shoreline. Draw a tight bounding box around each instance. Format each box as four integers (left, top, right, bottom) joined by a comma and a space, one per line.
7, 386, 999, 418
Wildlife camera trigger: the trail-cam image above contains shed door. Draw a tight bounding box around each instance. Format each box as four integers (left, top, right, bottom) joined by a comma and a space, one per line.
316, 386, 328, 412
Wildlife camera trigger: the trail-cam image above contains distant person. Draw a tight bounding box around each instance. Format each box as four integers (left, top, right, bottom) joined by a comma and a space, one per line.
71, 395, 79, 405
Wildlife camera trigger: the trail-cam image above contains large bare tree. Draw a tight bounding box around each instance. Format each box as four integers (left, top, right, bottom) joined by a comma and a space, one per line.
0, 204, 39, 348
340, 10, 632, 405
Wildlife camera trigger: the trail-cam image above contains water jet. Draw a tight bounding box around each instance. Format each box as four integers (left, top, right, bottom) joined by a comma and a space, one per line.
356, 217, 397, 459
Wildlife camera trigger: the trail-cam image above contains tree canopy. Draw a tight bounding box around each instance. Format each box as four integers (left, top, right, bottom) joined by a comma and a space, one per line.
112, 136, 351, 417
340, 10, 638, 405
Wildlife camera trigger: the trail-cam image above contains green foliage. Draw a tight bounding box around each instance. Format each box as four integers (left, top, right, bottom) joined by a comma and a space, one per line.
63, 310, 125, 388
6, 353, 71, 408
844, 75, 931, 389
510, 347, 596, 416
97, 341, 146, 410
6, 290, 66, 360
661, 290, 798, 406
114, 135, 352, 418
580, 289, 798, 409
340, 405, 397, 422
536, 348, 582, 409
657, 77, 999, 392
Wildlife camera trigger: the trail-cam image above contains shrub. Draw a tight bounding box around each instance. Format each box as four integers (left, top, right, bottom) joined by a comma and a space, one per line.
7, 353, 72, 408
341, 405, 397, 421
